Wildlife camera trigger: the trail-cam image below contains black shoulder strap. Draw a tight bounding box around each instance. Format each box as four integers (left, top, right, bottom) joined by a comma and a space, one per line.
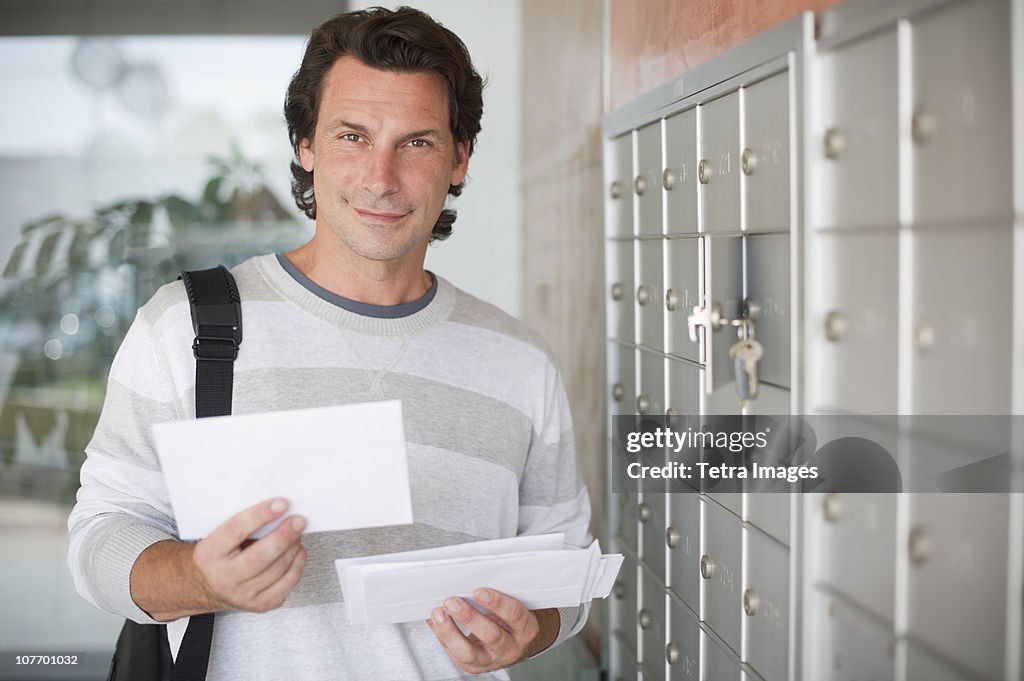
180, 266, 242, 418
173, 265, 242, 681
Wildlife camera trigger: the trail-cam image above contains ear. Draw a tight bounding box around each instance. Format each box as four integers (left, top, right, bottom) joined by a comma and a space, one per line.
299, 137, 315, 172
449, 141, 470, 186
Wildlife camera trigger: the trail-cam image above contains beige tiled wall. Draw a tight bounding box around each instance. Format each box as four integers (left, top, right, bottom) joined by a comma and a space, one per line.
520, 0, 605, 649
608, 0, 843, 108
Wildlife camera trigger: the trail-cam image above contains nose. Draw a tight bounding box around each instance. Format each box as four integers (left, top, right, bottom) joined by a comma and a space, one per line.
362, 146, 400, 198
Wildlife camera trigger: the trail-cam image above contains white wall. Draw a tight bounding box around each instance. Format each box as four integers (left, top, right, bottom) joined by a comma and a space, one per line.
348, 0, 523, 317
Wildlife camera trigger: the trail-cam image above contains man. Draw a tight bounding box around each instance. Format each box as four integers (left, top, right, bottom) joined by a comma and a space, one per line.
67, 7, 592, 680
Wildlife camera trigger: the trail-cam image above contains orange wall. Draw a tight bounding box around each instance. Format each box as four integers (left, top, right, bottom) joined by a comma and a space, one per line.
609, 0, 842, 108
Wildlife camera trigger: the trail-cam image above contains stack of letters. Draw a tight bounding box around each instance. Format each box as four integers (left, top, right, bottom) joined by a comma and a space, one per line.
335, 533, 624, 625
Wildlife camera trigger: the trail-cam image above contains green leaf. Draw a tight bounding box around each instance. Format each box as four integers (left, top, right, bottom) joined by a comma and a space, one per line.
22, 405, 57, 447
202, 176, 226, 208
64, 408, 98, 457
128, 201, 154, 248
162, 195, 200, 231
34, 230, 64, 278
0, 402, 17, 466
108, 228, 127, 261
3, 241, 29, 278
20, 213, 63, 235
67, 222, 93, 269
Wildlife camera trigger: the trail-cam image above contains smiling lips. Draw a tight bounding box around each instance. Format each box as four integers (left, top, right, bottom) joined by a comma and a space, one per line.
353, 207, 409, 224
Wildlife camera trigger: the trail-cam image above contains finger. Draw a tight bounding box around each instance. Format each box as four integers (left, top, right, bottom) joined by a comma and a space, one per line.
474, 589, 531, 638
230, 516, 306, 581
205, 498, 290, 556
444, 596, 508, 649
239, 537, 303, 595
428, 605, 481, 666
251, 545, 307, 613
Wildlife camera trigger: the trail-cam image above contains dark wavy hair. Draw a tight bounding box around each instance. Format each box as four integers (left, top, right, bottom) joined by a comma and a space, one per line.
284, 6, 484, 241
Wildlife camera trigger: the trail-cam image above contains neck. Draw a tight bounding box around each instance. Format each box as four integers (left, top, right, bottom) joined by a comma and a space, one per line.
285, 239, 432, 306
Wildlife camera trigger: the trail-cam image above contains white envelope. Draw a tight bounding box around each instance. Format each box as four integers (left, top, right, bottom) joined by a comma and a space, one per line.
153, 401, 413, 539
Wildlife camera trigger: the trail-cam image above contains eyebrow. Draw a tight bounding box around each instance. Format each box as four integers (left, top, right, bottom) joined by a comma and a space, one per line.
323, 119, 446, 144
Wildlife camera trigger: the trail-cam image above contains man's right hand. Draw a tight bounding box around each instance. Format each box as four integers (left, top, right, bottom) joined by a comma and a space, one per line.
130, 498, 307, 621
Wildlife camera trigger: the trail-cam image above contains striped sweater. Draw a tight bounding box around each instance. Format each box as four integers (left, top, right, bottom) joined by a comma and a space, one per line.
67, 254, 592, 681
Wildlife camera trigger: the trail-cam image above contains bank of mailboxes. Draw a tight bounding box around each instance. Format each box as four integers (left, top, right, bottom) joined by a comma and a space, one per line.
604, 0, 1020, 680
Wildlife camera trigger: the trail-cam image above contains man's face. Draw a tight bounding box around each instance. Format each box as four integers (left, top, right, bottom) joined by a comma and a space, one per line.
299, 56, 469, 268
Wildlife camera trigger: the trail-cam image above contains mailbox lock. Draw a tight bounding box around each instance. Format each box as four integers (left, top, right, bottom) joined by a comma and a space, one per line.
824, 310, 846, 343
663, 168, 678, 190
698, 159, 712, 184
666, 526, 680, 549
741, 147, 758, 175
636, 395, 650, 414
638, 609, 653, 629
637, 285, 650, 306
743, 588, 760, 616
824, 127, 846, 160
612, 383, 625, 402
612, 580, 625, 599
823, 493, 842, 522
638, 503, 651, 523
665, 288, 679, 312
666, 642, 680, 665
665, 407, 678, 418
634, 174, 647, 196
700, 554, 715, 579
610, 282, 623, 301
915, 322, 935, 354
908, 525, 931, 565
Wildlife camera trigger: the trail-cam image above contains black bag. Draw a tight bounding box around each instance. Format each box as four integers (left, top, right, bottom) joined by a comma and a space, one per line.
107, 266, 242, 681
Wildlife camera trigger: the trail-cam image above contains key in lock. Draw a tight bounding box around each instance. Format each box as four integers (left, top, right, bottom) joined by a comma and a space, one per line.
729, 338, 763, 403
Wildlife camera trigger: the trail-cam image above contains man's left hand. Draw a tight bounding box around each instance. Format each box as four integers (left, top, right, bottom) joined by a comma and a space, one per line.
427, 588, 559, 674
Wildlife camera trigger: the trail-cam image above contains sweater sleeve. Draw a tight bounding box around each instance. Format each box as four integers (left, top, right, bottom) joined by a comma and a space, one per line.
517, 359, 593, 652
67, 310, 184, 624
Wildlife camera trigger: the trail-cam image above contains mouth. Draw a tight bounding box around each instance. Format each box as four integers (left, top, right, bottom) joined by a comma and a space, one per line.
353, 207, 409, 224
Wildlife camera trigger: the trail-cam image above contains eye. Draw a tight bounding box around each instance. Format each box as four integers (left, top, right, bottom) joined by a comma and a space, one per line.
339, 132, 363, 143
407, 139, 431, 148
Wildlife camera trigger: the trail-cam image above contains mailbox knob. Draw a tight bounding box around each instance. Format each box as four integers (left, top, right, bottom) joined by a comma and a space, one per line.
909, 525, 931, 565
698, 159, 712, 184
915, 322, 935, 354
637, 395, 650, 414
823, 493, 842, 522
638, 609, 653, 629
610, 181, 622, 199
700, 554, 715, 579
666, 642, 680, 665
612, 383, 625, 402
824, 127, 846, 160
741, 147, 758, 175
743, 588, 760, 616
638, 503, 651, 523
824, 310, 846, 342
912, 105, 936, 145
637, 285, 650, 306
662, 167, 678, 190
634, 174, 647, 196
665, 288, 679, 312
666, 526, 680, 549
611, 282, 624, 301
613, 580, 625, 599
